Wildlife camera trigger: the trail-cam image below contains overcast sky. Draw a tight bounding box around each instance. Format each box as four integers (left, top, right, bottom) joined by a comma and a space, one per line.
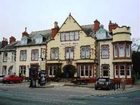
0, 0, 139, 41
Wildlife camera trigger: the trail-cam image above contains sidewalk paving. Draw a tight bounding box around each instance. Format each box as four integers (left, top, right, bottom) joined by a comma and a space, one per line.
48, 81, 140, 96
1, 81, 140, 96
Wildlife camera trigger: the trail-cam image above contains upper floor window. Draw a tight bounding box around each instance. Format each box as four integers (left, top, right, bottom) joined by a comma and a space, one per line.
3, 52, 8, 62
32, 35, 43, 44
11, 52, 16, 62
60, 31, 79, 42
65, 47, 74, 59
51, 48, 59, 60
20, 50, 27, 61
126, 44, 131, 57
113, 43, 131, 58
101, 45, 109, 59
31, 49, 39, 61
80, 46, 90, 59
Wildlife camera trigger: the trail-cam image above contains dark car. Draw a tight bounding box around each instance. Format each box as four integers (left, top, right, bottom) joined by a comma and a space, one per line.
95, 78, 114, 90
2, 75, 23, 83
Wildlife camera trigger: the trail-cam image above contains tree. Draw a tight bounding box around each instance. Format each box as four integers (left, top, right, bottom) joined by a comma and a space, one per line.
132, 51, 140, 79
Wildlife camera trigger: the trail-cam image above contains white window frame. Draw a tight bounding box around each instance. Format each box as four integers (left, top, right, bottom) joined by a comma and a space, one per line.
79, 64, 92, 78
20, 50, 27, 61
119, 44, 125, 57
101, 45, 109, 59
81, 46, 90, 59
31, 49, 39, 61
65, 47, 74, 59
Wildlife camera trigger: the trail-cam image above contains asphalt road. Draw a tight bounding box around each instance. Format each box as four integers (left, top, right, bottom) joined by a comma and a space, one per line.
0, 83, 140, 105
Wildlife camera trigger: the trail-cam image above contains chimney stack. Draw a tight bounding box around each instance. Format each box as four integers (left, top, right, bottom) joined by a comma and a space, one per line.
9, 36, 16, 44
2, 37, 8, 48
51, 21, 59, 39
22, 27, 29, 37
93, 19, 100, 33
108, 21, 119, 33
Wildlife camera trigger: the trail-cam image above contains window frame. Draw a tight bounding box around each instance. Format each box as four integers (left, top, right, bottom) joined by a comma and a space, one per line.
79, 64, 93, 78
113, 42, 131, 59
20, 50, 27, 61
65, 47, 74, 60
50, 47, 59, 60
60, 31, 79, 42
80, 45, 91, 59
19, 65, 26, 76
3, 52, 8, 62
31, 49, 39, 61
101, 45, 109, 59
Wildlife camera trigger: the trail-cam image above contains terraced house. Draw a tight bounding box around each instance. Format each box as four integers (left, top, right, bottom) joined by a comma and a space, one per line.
0, 14, 132, 84
15, 28, 51, 77
46, 14, 132, 84
0, 37, 17, 76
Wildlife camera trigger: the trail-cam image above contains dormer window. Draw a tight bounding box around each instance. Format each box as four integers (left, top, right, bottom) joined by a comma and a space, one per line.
21, 37, 27, 45
32, 35, 42, 44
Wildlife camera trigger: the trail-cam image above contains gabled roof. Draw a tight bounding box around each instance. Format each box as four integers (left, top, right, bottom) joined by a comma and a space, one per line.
58, 14, 95, 38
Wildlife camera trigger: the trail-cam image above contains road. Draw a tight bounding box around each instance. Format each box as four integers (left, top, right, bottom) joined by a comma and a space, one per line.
0, 83, 140, 105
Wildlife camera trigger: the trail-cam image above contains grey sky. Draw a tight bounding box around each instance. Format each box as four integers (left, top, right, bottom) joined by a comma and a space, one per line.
0, 0, 139, 41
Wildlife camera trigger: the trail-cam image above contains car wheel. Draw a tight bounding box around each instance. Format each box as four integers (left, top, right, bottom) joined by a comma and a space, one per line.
95, 87, 98, 90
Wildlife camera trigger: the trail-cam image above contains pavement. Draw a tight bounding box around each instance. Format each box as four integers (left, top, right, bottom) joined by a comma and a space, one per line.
1, 80, 140, 96
49, 81, 140, 96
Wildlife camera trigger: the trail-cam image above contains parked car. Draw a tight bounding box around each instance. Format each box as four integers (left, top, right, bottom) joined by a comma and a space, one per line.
95, 78, 114, 90
0, 75, 4, 83
2, 75, 24, 83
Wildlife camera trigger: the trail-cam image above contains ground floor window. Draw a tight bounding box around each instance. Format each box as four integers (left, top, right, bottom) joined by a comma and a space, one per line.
2, 66, 7, 75
19, 66, 26, 76
78, 64, 93, 78
47, 65, 59, 77
101, 64, 110, 77
8, 66, 13, 75
114, 64, 131, 78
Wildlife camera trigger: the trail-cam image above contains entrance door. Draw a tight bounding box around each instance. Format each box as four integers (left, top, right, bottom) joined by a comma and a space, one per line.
63, 64, 76, 78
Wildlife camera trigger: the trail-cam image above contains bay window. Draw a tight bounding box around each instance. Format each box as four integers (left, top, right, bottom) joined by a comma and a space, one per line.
114, 64, 131, 78
126, 44, 131, 57
113, 43, 131, 58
